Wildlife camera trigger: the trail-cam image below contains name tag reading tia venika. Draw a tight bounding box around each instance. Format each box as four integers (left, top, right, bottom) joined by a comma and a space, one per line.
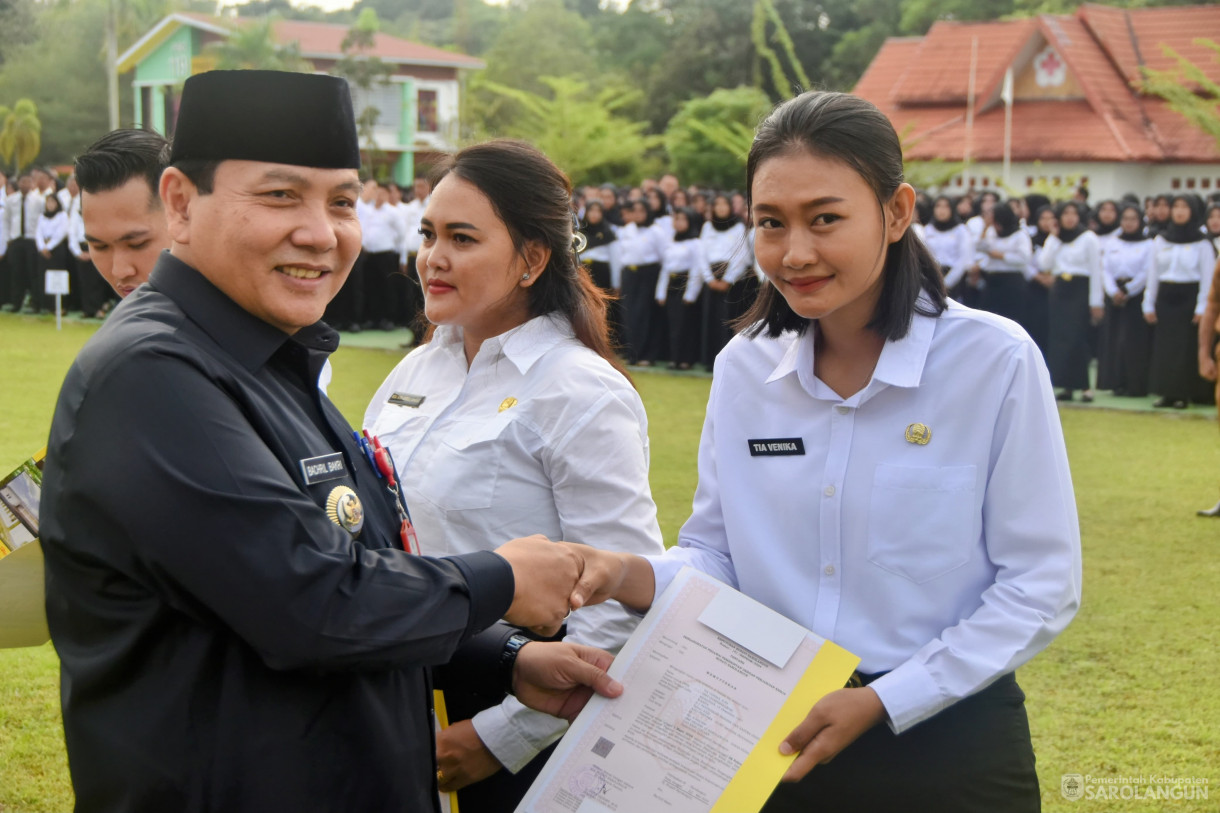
747, 438, 806, 456
300, 452, 347, 485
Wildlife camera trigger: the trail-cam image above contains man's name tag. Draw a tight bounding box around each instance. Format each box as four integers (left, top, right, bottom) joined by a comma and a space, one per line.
388, 392, 426, 408
300, 452, 347, 485
748, 437, 805, 456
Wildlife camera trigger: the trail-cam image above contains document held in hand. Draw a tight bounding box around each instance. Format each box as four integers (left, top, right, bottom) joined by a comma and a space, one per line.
516, 567, 859, 813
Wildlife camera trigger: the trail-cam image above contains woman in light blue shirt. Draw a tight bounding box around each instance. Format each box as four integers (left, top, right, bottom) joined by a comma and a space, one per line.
573, 91, 1081, 813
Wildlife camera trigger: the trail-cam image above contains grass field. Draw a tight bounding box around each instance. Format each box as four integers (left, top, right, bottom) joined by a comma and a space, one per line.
0, 312, 1217, 812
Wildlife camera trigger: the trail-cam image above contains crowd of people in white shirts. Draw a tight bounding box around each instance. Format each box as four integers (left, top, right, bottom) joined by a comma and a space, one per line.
6, 163, 1220, 409
916, 188, 1220, 407
1, 166, 116, 319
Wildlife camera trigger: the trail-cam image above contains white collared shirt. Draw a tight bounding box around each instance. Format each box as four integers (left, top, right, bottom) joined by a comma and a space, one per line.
359, 200, 405, 255
5, 190, 44, 240
922, 223, 973, 288
1142, 237, 1216, 316
35, 211, 68, 252
1102, 237, 1154, 298
364, 313, 664, 771
979, 228, 1033, 276
647, 302, 1081, 734
1039, 231, 1104, 307
658, 239, 709, 303
699, 220, 750, 283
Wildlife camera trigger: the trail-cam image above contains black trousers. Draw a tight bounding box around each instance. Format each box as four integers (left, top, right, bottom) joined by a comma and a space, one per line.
1048, 276, 1092, 390
37, 241, 71, 313
359, 250, 401, 327
763, 672, 1039, 813
76, 253, 113, 317
394, 252, 423, 331
1021, 279, 1050, 361
6, 237, 38, 310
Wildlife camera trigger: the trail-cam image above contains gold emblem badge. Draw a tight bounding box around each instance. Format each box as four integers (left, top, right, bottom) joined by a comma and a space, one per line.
904, 423, 932, 445
1061, 273, 1073, 282
326, 485, 365, 537
498, 397, 518, 413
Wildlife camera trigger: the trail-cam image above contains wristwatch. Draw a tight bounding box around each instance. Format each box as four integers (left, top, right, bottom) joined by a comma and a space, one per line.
501, 633, 532, 695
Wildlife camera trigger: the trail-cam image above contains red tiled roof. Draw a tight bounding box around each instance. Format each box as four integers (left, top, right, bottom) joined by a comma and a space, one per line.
1081, 3, 1220, 89
852, 4, 1220, 164
890, 19, 1039, 106
262, 19, 482, 68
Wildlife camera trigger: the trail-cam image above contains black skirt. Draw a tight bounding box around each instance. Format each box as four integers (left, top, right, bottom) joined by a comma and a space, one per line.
763, 673, 1038, 813
1097, 291, 1152, 396
1047, 276, 1092, 390
1150, 281, 1206, 402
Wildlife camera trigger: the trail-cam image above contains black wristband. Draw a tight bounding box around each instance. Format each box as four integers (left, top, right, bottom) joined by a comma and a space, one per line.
500, 633, 531, 695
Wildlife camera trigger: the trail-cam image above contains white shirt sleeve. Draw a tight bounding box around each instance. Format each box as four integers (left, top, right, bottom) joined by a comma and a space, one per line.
1143, 239, 1161, 315
1195, 243, 1216, 315
684, 242, 709, 303
472, 379, 665, 772
868, 338, 1081, 733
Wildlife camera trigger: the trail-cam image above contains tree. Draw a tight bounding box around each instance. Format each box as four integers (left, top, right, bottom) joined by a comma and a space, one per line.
479, 75, 662, 185
330, 9, 396, 175
0, 98, 42, 173
1141, 39, 1220, 151
664, 86, 773, 190
206, 16, 311, 71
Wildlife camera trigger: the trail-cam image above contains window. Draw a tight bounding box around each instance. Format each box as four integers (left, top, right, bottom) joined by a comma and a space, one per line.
418, 89, 438, 133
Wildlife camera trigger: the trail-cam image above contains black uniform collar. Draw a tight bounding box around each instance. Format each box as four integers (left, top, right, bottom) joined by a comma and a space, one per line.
147, 252, 340, 372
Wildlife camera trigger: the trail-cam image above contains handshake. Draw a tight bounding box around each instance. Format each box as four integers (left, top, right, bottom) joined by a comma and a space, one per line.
494, 535, 655, 634
484, 536, 658, 723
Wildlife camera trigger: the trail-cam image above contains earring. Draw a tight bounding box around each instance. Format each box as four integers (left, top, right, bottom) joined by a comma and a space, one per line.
521, 273, 531, 281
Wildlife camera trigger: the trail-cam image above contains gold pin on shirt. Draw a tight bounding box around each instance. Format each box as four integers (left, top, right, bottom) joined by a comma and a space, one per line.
905, 423, 932, 445
499, 397, 518, 413
326, 485, 365, 537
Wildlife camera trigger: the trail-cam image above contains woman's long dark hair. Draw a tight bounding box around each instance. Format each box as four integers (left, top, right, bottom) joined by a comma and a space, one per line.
737, 91, 946, 341
427, 139, 628, 380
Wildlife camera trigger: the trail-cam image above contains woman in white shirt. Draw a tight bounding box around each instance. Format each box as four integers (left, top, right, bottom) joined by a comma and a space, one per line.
364, 139, 665, 812
700, 193, 750, 368
1096, 203, 1155, 397
922, 195, 973, 294
35, 191, 70, 314
1142, 194, 1217, 408
1039, 201, 1103, 402
656, 207, 708, 369
977, 204, 1032, 324
572, 91, 1080, 813
614, 199, 666, 365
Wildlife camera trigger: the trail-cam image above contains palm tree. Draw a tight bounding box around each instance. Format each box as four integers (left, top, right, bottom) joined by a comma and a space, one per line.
207, 16, 310, 72
0, 99, 42, 174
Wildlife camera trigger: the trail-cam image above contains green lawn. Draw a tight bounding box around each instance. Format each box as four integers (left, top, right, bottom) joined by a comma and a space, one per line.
0, 312, 1217, 812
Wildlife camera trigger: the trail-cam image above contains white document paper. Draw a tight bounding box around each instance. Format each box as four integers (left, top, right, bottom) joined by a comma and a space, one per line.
516, 567, 856, 813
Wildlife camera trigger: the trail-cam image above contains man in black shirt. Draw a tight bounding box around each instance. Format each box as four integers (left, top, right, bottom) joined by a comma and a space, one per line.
40, 70, 618, 813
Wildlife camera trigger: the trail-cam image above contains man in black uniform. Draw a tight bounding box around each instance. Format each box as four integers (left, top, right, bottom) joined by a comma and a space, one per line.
40, 70, 617, 813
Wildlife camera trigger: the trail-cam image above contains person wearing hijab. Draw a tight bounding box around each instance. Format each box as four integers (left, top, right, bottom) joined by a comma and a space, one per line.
1040, 201, 1103, 402
923, 195, 974, 298
1092, 200, 1121, 243
1143, 193, 1218, 408
656, 206, 708, 369
699, 192, 750, 368
34, 190, 70, 313
1097, 203, 1155, 397
1024, 204, 1057, 358
1205, 201, 1220, 256
579, 200, 622, 347
615, 198, 666, 365
1148, 193, 1172, 237
977, 203, 1032, 324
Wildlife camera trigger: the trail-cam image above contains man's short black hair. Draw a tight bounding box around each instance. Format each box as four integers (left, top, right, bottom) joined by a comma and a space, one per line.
75, 129, 171, 203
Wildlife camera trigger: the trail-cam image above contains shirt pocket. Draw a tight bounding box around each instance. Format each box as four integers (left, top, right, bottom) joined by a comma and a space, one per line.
416, 414, 514, 512
866, 463, 977, 584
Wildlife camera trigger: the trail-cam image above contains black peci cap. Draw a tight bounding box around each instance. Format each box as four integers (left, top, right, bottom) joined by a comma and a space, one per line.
170, 70, 361, 170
